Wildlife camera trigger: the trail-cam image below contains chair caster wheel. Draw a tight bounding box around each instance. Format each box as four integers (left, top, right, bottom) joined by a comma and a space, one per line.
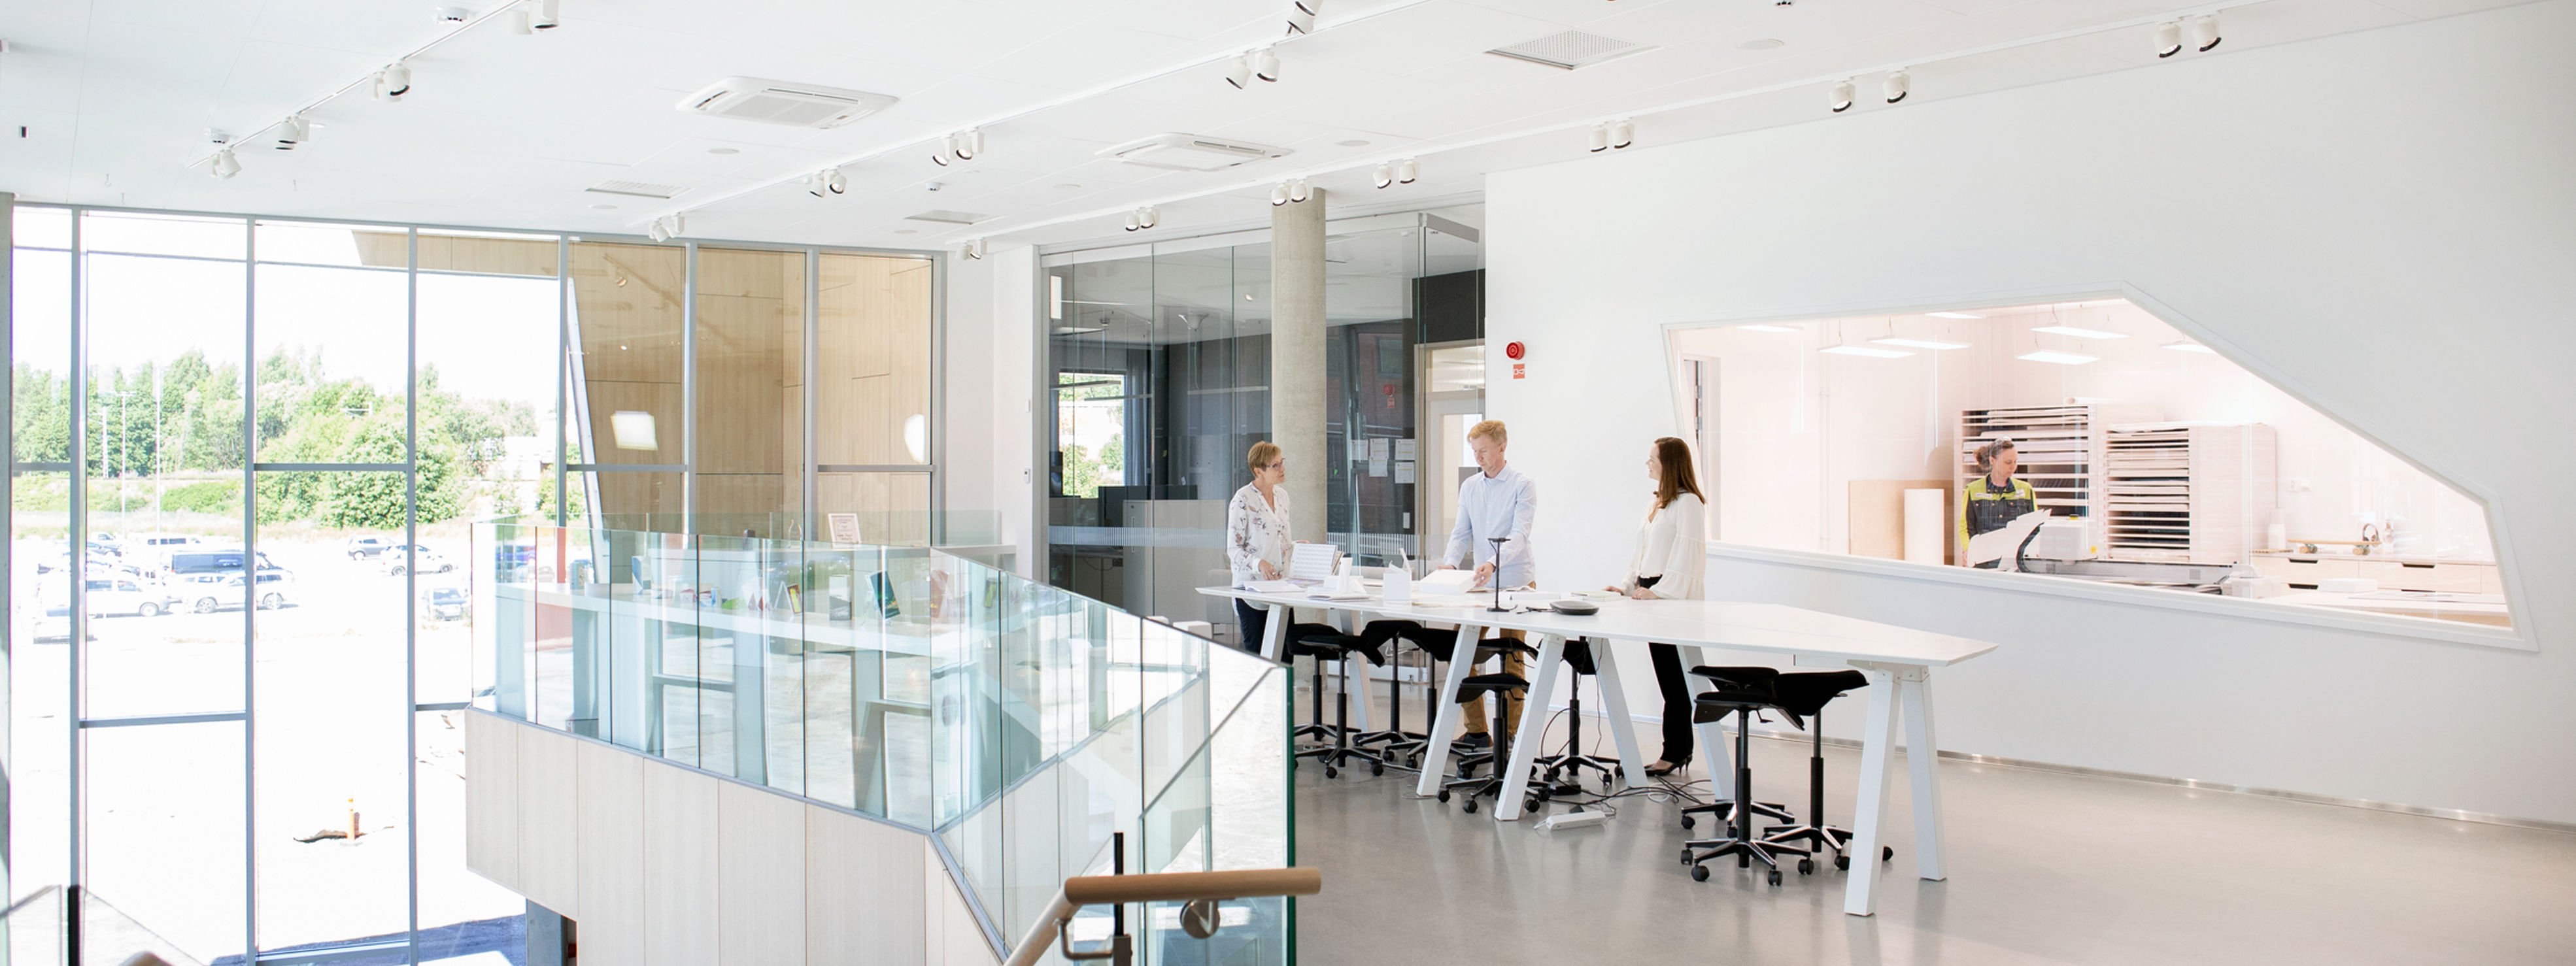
1463, 799, 1480, 814
1534, 788, 1551, 803
1883, 846, 1895, 862
1371, 762, 1385, 776
1601, 775, 1615, 792
1767, 869, 1783, 887
1523, 796, 1542, 814
1679, 816, 1695, 830
1437, 790, 1451, 803
1690, 863, 1710, 882
1680, 848, 1695, 865
1835, 855, 1851, 871
1797, 859, 1815, 875
1325, 766, 1338, 779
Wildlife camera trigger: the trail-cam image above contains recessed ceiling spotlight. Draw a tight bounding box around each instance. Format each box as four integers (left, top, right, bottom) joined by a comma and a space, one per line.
1829, 78, 1855, 113
1336, 139, 1370, 147
1737, 38, 1785, 50
1883, 68, 1910, 105
707, 146, 740, 154
2192, 14, 2220, 52
2154, 21, 2182, 58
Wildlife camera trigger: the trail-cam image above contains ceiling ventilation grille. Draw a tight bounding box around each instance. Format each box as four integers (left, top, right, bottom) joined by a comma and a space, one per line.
906, 210, 992, 225
1486, 30, 1654, 69
677, 77, 900, 129
585, 180, 688, 199
1096, 133, 1291, 172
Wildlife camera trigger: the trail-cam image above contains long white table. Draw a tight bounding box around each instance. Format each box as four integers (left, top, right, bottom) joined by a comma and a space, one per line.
1199, 585, 1997, 916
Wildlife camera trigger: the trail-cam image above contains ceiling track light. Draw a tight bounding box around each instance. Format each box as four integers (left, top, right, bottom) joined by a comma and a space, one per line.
2154, 21, 2182, 58
210, 146, 241, 180
1829, 78, 1855, 113
1589, 124, 1609, 152
1287, 177, 1311, 203
1226, 54, 1253, 89
273, 115, 310, 150
1373, 162, 1395, 189
532, 0, 560, 30
512, 9, 533, 33
1286, 5, 1316, 35
1884, 69, 1910, 105
374, 62, 411, 101
1609, 119, 1635, 149
1138, 205, 1158, 229
2192, 14, 2221, 52
1271, 182, 1290, 206
1395, 158, 1417, 184
957, 127, 982, 161
962, 240, 986, 260
1253, 48, 1281, 82
826, 169, 845, 194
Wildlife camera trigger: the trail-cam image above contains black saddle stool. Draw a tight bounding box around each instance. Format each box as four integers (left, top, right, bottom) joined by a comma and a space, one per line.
1680, 667, 1809, 886
1349, 620, 1440, 769
1759, 670, 1892, 873
1289, 627, 1393, 779
1534, 639, 1621, 793
1436, 657, 1545, 816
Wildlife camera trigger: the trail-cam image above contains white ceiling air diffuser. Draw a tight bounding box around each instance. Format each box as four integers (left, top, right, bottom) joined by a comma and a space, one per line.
1487, 30, 1654, 70
1098, 134, 1291, 172
677, 78, 899, 129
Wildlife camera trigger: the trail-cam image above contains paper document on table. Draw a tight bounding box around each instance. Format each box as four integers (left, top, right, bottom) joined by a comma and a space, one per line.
1288, 542, 1340, 582
1239, 580, 1301, 593
1418, 569, 1478, 594
1964, 510, 2053, 568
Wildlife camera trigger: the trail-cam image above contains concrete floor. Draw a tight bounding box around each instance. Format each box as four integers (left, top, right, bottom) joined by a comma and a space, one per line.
1290, 712, 2576, 965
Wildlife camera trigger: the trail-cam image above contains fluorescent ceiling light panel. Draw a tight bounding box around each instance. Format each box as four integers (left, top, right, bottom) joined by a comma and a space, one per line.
2162, 340, 2215, 354
1822, 344, 1914, 358
1738, 324, 1797, 333
1871, 337, 1970, 350
1926, 311, 1983, 319
2018, 350, 2100, 365
2031, 325, 2126, 339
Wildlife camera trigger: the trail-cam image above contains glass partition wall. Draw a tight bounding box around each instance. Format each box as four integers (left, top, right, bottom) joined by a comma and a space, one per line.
5, 204, 942, 963
1040, 210, 1483, 643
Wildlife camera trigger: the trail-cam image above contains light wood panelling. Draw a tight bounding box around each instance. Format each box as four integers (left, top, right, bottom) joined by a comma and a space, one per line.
806, 809, 929, 966
643, 764, 722, 966
464, 712, 520, 887
718, 781, 808, 965
581, 380, 684, 465
353, 232, 558, 276
577, 741, 647, 966
927, 841, 1004, 966
1848, 479, 1950, 561
517, 725, 582, 917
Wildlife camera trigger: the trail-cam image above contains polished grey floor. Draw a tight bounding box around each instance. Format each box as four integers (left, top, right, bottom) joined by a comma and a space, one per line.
1291, 708, 2576, 965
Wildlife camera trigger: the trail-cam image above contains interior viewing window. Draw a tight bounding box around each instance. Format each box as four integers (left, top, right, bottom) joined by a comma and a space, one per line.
1056, 371, 1130, 499
1669, 298, 2511, 632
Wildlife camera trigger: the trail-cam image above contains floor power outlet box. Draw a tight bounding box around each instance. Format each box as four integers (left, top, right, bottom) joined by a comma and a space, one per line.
1536, 810, 1606, 832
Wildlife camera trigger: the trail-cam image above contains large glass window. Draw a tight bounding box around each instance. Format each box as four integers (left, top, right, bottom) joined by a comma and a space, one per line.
1669, 297, 2511, 631
5, 205, 942, 961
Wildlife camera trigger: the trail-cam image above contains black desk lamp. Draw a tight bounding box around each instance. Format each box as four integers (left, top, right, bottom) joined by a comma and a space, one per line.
1487, 536, 1511, 612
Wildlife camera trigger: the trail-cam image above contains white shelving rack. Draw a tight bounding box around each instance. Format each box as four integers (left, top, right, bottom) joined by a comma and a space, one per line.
1956, 404, 2158, 527
2101, 422, 2278, 563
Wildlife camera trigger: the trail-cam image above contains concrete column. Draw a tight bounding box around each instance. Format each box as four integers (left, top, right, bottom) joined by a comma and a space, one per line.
1271, 189, 1328, 544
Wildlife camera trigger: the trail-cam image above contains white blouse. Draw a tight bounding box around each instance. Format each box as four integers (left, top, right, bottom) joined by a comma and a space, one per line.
1226, 483, 1293, 585
1625, 492, 1706, 600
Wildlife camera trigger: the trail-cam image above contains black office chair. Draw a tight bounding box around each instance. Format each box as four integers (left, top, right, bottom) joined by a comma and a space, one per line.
1760, 670, 1892, 873
1285, 622, 1352, 750
1680, 667, 1809, 886
1534, 638, 1621, 793
1349, 620, 1438, 768
1677, 665, 1796, 833
1289, 627, 1393, 779
1436, 657, 1546, 816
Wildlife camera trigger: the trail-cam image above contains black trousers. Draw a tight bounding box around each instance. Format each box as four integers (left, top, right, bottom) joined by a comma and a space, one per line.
1234, 599, 1270, 655
1649, 642, 1695, 765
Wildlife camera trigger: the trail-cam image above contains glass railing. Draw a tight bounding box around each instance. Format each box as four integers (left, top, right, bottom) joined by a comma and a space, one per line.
470, 516, 1290, 964
569, 510, 1006, 549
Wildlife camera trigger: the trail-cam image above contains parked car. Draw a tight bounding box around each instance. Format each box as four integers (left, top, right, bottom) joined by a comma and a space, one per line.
381, 545, 455, 576
180, 571, 294, 613
422, 586, 469, 621
78, 577, 183, 618
345, 536, 395, 560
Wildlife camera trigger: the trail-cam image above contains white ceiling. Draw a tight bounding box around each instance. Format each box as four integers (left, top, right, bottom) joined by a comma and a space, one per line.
0, 0, 2530, 252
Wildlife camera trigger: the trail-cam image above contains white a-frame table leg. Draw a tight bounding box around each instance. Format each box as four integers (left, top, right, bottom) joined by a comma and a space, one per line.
1841, 662, 1905, 916
1494, 633, 1567, 822
1586, 639, 1649, 786
1681, 645, 1730, 797
1413, 622, 1483, 797
1257, 601, 1289, 662
1901, 671, 1948, 882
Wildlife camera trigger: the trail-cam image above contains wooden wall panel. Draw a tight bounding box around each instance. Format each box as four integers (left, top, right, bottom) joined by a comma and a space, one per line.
719, 781, 808, 965
642, 765, 722, 966
805, 810, 932, 966
926, 841, 1004, 966
577, 741, 647, 966
464, 712, 520, 887
516, 725, 582, 917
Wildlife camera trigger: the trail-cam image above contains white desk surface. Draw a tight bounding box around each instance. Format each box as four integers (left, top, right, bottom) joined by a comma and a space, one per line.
1199, 586, 1997, 668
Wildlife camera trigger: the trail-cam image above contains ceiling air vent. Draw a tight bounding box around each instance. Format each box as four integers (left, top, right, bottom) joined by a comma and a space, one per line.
1486, 30, 1655, 69
586, 180, 688, 199
1097, 133, 1291, 172
677, 77, 899, 129
905, 210, 992, 225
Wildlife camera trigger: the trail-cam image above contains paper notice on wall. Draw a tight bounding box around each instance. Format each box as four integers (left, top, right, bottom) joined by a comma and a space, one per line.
1369, 438, 1391, 461
1395, 439, 1418, 462
1369, 454, 1389, 477
1395, 461, 1416, 484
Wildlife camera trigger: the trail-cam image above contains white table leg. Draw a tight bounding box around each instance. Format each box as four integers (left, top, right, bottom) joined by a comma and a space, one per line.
1901, 671, 1947, 882
1336, 607, 1376, 734
1842, 666, 1902, 917
1495, 633, 1566, 822
1587, 640, 1648, 786
1258, 601, 1288, 662
1412, 623, 1483, 797
1682, 645, 1729, 797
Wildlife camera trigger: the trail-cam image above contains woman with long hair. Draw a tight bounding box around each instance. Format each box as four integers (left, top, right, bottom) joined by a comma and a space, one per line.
1604, 436, 1708, 776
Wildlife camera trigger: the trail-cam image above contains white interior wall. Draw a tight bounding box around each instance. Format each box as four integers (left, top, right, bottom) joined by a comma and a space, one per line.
1486, 2, 2576, 822
945, 245, 1038, 575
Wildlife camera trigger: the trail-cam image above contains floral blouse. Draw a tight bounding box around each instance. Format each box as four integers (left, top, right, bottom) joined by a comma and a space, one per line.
1227, 483, 1292, 584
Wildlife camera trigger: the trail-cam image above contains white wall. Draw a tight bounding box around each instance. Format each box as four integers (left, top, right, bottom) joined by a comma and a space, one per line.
941, 246, 1039, 576
1487, 3, 2576, 822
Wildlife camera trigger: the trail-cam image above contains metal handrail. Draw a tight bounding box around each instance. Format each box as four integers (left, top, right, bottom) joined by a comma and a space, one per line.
1002, 867, 1323, 966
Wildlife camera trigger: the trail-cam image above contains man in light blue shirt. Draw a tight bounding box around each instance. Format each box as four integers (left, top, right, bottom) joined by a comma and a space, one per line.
1440, 418, 1535, 746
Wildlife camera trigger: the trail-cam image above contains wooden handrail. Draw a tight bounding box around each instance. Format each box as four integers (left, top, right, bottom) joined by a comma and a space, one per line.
1062, 867, 1322, 905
